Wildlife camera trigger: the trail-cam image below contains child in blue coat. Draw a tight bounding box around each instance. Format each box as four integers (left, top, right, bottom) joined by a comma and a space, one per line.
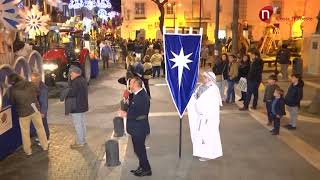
271, 88, 286, 135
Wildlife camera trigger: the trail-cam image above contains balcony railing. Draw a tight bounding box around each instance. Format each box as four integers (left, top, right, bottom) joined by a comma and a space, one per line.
184, 10, 211, 20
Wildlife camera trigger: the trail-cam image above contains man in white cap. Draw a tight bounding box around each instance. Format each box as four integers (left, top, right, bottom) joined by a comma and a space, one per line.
187, 71, 223, 161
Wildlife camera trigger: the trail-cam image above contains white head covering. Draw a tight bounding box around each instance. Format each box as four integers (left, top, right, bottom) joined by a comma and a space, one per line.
195, 71, 216, 99
203, 71, 216, 83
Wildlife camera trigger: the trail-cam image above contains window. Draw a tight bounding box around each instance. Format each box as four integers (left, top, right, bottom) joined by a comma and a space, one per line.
239, 0, 247, 20
167, 5, 174, 15
135, 2, 145, 17
272, 0, 282, 16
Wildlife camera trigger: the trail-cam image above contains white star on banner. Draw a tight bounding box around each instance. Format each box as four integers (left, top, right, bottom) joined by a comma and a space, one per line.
169, 48, 193, 89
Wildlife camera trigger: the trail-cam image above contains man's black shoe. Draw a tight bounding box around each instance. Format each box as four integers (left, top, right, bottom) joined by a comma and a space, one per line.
239, 107, 248, 111
287, 126, 297, 130
283, 124, 292, 128
271, 132, 279, 135
134, 169, 152, 177
250, 106, 257, 110
130, 167, 142, 174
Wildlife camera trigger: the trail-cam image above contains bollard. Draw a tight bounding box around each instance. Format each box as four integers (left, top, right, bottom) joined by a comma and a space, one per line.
292, 57, 303, 76
105, 139, 121, 167
113, 117, 124, 137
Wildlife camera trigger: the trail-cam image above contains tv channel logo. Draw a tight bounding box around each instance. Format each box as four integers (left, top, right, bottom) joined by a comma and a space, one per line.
259, 6, 274, 23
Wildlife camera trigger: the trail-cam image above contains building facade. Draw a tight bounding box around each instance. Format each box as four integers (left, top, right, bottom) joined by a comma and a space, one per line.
120, 0, 319, 71
120, 0, 319, 42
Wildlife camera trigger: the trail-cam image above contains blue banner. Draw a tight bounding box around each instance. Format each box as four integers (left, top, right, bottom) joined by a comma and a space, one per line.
164, 34, 202, 118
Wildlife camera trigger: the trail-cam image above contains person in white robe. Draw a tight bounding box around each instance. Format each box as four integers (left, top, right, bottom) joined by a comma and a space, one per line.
187, 71, 223, 161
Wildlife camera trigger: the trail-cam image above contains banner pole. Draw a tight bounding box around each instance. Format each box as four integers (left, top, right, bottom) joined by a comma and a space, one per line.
179, 116, 182, 158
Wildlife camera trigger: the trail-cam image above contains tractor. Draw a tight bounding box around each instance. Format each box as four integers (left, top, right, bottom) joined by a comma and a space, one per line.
42, 28, 91, 86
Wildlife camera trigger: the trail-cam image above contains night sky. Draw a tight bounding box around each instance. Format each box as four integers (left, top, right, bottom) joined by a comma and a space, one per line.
110, 0, 121, 13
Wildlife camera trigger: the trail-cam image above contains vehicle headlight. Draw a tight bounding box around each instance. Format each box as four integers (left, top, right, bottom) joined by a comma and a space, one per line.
43, 63, 59, 71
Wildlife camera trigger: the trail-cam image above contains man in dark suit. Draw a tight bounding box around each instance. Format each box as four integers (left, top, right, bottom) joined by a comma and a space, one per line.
119, 77, 152, 177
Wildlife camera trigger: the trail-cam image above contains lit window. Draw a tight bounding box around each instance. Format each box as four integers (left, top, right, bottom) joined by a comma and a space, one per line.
135, 3, 145, 16
167, 5, 174, 15
272, 0, 282, 16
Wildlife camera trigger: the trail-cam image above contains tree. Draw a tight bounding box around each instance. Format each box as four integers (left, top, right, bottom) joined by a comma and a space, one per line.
231, 0, 240, 54
151, 0, 168, 34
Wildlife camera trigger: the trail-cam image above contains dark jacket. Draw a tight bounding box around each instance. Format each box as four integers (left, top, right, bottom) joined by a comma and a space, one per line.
247, 57, 264, 83
38, 82, 48, 117
271, 97, 286, 117
238, 61, 250, 79
277, 48, 291, 64
126, 89, 150, 136
263, 84, 280, 102
67, 76, 89, 113
212, 59, 228, 80
10, 80, 39, 117
134, 62, 144, 77
285, 80, 304, 107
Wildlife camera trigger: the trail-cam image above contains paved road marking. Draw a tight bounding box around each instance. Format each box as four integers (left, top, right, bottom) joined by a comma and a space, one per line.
249, 110, 320, 170
148, 110, 246, 117
97, 122, 129, 180
234, 95, 320, 171
150, 83, 201, 87
305, 81, 320, 89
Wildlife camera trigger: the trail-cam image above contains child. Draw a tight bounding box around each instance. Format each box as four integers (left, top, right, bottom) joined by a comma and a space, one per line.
263, 74, 279, 126
271, 88, 286, 135
284, 74, 304, 130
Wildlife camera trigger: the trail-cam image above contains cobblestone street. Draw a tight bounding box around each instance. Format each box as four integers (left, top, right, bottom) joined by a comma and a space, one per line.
1, 65, 320, 180
0, 125, 111, 180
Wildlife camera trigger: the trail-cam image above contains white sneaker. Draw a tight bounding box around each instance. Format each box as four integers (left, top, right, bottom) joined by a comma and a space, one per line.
38, 140, 50, 146
199, 158, 210, 162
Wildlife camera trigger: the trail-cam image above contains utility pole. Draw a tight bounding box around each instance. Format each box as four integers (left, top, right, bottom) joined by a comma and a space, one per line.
199, 0, 202, 28
232, 0, 240, 54
173, 2, 176, 28
214, 0, 221, 56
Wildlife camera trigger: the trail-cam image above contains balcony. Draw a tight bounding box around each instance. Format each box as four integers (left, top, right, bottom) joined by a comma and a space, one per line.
184, 10, 211, 21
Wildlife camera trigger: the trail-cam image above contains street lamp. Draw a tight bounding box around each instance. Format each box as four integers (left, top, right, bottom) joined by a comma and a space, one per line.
168, 2, 182, 28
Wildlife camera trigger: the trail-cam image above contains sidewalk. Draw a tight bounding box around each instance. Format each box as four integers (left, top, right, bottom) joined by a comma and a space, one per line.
0, 124, 111, 180
0, 62, 124, 180
244, 70, 320, 152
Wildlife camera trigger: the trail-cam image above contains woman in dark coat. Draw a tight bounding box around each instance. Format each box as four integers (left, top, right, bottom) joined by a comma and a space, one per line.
238, 54, 251, 101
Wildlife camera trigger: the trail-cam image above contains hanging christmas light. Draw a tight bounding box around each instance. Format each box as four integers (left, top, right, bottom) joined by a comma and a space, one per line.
46, 0, 62, 7
84, 0, 96, 10
97, 9, 108, 20
107, 11, 120, 19
82, 17, 92, 33
68, 0, 84, 9
17, 5, 51, 39
96, 0, 112, 9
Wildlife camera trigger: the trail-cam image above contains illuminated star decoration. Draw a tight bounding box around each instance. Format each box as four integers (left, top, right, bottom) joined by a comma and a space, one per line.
169, 48, 193, 89
17, 5, 50, 39
0, 0, 20, 30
